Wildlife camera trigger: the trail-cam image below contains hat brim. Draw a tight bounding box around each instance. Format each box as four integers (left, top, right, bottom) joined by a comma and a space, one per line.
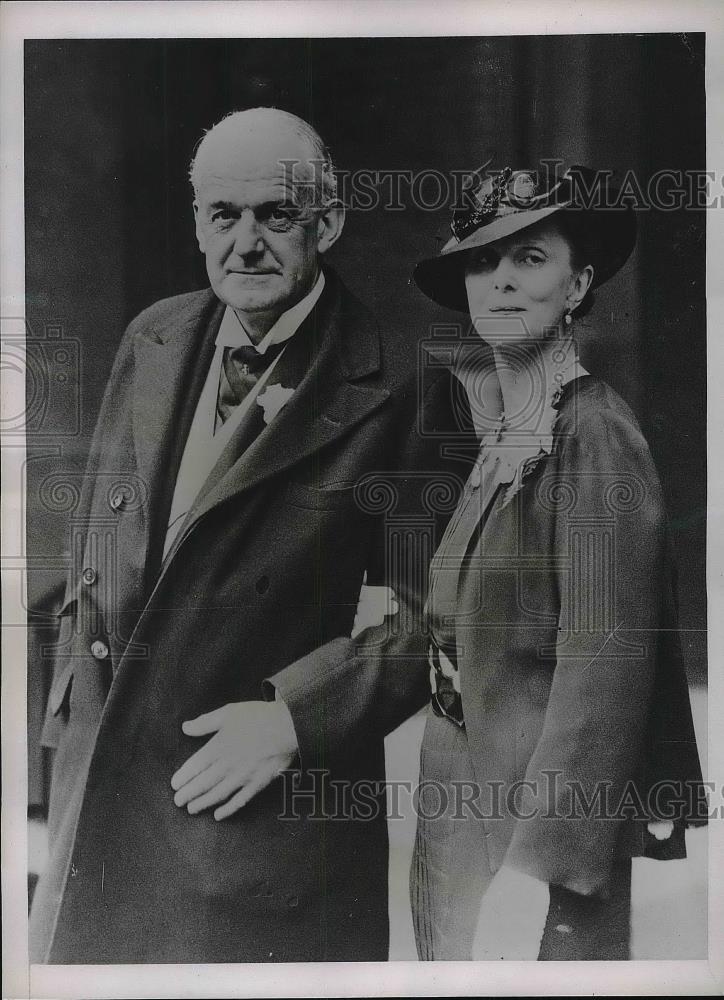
413, 201, 636, 313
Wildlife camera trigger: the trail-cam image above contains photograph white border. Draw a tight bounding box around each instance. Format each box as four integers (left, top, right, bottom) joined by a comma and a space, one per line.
2, 2, 723, 997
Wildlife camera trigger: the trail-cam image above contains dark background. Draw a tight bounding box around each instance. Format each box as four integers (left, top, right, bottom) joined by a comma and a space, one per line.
24, 34, 707, 807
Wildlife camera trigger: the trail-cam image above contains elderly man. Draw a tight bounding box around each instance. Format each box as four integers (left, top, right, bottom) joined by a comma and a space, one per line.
29, 108, 465, 963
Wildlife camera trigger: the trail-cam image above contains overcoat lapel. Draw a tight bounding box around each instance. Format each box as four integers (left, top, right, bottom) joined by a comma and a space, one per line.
130, 290, 223, 581
160, 271, 390, 571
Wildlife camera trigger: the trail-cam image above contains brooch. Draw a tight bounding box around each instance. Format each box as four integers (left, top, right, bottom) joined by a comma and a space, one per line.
493, 401, 560, 509
451, 166, 542, 242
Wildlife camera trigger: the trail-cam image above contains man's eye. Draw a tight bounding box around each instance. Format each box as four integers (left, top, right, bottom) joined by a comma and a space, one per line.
520, 251, 545, 265
265, 206, 301, 227
210, 209, 236, 223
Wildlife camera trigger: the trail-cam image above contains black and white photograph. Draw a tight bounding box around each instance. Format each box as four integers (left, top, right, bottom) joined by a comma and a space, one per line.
2, 1, 723, 996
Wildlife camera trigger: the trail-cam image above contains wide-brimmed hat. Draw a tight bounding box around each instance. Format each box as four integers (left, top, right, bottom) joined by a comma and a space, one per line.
413, 163, 637, 312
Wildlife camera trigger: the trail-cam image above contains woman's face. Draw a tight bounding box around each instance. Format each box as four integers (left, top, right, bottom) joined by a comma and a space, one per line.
463, 218, 590, 344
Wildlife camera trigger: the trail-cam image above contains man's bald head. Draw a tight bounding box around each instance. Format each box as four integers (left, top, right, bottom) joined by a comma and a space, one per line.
189, 108, 337, 208
190, 107, 345, 341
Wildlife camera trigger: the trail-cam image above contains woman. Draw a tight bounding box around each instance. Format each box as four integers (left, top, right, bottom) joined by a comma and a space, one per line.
409, 163, 704, 961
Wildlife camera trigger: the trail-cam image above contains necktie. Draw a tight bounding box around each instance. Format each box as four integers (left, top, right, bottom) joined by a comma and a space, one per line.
215, 341, 287, 431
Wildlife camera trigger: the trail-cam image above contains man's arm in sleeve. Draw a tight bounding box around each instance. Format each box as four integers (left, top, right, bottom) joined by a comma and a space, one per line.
262, 370, 470, 774
171, 370, 472, 816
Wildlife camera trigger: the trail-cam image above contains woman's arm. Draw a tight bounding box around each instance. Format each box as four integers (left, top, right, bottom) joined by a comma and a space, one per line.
471, 402, 667, 958
503, 404, 665, 894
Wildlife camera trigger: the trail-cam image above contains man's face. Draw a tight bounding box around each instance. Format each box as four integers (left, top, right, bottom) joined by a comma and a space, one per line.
194, 132, 329, 322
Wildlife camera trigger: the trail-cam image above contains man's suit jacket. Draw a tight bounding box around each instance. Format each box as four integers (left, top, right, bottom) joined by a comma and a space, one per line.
30, 267, 469, 963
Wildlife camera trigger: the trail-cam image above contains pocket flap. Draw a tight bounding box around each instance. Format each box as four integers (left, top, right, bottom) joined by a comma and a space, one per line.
58, 581, 80, 618
47, 662, 74, 716
286, 480, 356, 510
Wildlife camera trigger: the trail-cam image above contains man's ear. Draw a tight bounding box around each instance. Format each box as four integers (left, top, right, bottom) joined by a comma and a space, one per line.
316, 201, 346, 255
193, 202, 206, 253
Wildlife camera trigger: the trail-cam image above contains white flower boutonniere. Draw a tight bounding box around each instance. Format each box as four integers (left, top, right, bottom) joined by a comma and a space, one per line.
257, 383, 295, 425
351, 582, 399, 638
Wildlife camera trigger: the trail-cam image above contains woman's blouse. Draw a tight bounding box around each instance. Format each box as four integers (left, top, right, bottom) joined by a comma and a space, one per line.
426, 376, 582, 726
426, 426, 506, 725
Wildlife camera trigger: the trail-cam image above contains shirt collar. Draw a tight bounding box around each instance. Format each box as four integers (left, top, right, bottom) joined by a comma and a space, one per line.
215, 270, 326, 353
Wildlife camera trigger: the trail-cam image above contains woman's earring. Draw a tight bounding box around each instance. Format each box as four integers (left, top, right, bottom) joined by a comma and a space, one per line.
564, 311, 572, 326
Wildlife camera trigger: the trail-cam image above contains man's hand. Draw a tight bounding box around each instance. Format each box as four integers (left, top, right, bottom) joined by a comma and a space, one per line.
471, 865, 549, 961
171, 699, 298, 820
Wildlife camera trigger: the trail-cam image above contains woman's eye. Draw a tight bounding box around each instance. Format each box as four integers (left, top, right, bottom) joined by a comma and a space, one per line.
520, 251, 545, 265
469, 252, 496, 271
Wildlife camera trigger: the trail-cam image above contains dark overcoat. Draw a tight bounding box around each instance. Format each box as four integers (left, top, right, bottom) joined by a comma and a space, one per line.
30, 268, 467, 963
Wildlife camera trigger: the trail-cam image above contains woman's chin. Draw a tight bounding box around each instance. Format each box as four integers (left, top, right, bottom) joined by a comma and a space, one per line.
471, 314, 537, 346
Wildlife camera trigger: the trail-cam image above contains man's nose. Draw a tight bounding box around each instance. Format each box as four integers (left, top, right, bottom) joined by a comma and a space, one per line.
232, 209, 264, 256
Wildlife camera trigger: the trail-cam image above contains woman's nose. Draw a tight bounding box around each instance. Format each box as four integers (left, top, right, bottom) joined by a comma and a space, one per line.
232, 209, 264, 256
492, 257, 516, 289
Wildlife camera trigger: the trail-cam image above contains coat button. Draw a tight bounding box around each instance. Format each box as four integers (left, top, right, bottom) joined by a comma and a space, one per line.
255, 575, 270, 594
91, 640, 109, 660
82, 567, 97, 585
